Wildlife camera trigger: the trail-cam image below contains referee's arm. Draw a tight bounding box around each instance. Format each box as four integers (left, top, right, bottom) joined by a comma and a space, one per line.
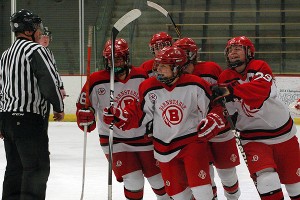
31, 49, 64, 113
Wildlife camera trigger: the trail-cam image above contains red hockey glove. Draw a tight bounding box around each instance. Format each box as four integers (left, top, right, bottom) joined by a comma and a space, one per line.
197, 109, 226, 142
76, 107, 96, 132
211, 81, 239, 103
103, 106, 130, 130
103, 107, 114, 125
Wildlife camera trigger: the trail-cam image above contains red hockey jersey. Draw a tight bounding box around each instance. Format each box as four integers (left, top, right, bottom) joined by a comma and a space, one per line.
140, 59, 155, 77
193, 61, 222, 85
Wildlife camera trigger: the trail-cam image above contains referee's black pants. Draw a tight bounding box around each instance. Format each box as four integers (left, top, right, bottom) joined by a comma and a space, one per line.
0, 112, 50, 200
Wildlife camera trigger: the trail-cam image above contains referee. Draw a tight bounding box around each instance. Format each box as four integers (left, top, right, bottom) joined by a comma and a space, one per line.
0, 9, 64, 200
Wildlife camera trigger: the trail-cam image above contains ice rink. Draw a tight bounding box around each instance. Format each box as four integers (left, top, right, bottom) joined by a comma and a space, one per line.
0, 122, 298, 200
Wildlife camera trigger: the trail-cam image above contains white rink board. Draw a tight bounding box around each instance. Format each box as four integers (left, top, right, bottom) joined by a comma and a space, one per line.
59, 76, 86, 115
275, 76, 300, 119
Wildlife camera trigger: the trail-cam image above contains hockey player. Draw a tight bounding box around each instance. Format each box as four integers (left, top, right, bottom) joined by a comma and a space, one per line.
103, 46, 230, 200
173, 37, 241, 200
140, 32, 173, 76
38, 27, 66, 98
76, 38, 170, 200
38, 26, 67, 135
209, 36, 300, 200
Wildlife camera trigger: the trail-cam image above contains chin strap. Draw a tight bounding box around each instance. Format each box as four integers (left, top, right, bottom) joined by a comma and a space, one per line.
156, 74, 177, 86
31, 31, 37, 42
229, 60, 245, 68
156, 64, 187, 86
114, 65, 130, 75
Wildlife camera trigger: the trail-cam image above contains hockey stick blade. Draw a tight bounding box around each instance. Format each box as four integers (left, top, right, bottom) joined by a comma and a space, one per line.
110, 8, 142, 105
147, 1, 168, 16
111, 9, 141, 40
147, 1, 182, 38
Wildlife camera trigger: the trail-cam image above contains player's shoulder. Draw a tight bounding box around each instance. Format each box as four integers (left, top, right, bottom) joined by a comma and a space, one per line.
249, 59, 267, 65
89, 69, 110, 83
180, 74, 211, 93
195, 61, 222, 74
196, 61, 222, 68
139, 59, 154, 75
139, 59, 154, 67
139, 76, 160, 90
131, 66, 148, 78
218, 67, 236, 83
247, 59, 271, 71
140, 76, 157, 85
181, 73, 210, 85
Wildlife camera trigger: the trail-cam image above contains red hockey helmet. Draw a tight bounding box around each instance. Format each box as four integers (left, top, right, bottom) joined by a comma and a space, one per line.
149, 32, 173, 54
154, 46, 187, 85
173, 37, 198, 63
224, 36, 255, 68
103, 38, 129, 59
102, 38, 130, 74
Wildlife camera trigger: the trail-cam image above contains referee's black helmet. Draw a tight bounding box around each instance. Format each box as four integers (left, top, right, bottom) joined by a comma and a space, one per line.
10, 9, 42, 33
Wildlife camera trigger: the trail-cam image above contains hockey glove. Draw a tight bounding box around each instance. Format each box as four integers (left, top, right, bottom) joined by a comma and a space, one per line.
76, 107, 96, 132
197, 107, 226, 142
211, 81, 239, 103
103, 106, 130, 130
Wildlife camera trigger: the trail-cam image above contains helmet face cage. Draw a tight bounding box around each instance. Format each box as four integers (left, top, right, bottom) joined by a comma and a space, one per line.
149, 41, 172, 54
10, 9, 43, 33
149, 32, 173, 54
42, 27, 52, 41
173, 37, 198, 64
224, 36, 255, 68
154, 46, 187, 85
102, 38, 130, 74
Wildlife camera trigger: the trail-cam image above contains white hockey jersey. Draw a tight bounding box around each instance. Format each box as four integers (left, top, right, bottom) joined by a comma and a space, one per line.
124, 74, 213, 162
76, 67, 153, 154
218, 59, 297, 145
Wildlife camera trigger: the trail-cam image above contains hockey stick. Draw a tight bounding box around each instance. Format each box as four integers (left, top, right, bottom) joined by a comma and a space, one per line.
220, 99, 259, 191
80, 25, 93, 200
147, 1, 182, 38
220, 99, 248, 166
108, 9, 142, 200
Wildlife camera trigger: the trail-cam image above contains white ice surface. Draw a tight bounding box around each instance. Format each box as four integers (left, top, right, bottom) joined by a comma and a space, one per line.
0, 122, 298, 200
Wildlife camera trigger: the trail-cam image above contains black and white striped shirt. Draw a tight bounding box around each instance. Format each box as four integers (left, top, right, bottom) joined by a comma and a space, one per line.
44, 47, 64, 88
0, 37, 64, 117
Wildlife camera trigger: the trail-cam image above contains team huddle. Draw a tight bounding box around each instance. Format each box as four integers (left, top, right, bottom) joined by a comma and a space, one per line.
76, 32, 300, 200
1, 8, 300, 200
